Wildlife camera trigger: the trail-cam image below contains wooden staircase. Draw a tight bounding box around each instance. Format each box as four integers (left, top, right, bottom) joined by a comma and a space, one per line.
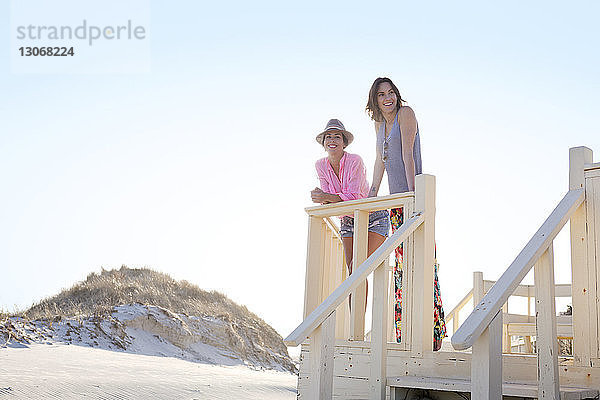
286, 146, 600, 399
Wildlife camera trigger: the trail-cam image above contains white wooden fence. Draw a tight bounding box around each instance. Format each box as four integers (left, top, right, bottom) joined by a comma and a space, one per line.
445, 272, 573, 353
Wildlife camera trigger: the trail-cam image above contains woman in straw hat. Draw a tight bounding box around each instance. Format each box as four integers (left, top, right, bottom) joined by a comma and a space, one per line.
311, 119, 389, 303
366, 77, 446, 350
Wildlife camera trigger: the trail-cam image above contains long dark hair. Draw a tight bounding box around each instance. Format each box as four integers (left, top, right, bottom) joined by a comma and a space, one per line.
365, 77, 405, 122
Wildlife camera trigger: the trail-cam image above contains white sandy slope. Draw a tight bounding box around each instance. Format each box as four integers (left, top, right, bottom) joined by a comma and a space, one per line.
0, 343, 297, 399
1, 303, 295, 372
1, 303, 298, 398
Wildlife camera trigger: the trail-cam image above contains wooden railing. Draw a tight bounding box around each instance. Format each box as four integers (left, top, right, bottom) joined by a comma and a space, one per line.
451, 147, 592, 400
446, 272, 573, 353
285, 174, 437, 400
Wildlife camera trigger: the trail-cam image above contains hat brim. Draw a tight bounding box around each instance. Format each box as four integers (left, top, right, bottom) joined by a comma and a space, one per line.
315, 128, 354, 147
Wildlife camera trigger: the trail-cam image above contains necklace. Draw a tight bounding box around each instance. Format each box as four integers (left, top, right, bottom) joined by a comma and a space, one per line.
382, 110, 398, 162
382, 124, 391, 162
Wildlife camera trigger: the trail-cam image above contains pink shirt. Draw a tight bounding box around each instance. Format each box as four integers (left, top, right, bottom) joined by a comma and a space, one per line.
315, 152, 370, 201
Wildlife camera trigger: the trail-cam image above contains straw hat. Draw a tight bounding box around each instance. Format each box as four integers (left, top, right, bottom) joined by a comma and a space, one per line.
315, 119, 354, 146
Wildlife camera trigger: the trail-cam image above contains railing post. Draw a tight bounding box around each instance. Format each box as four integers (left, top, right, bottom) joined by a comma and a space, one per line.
401, 199, 415, 350
471, 310, 502, 400
350, 210, 368, 340
304, 216, 326, 319
570, 146, 594, 366
534, 243, 560, 399
369, 261, 389, 400
502, 302, 510, 353
412, 174, 435, 357
333, 238, 349, 340
452, 310, 459, 336
309, 311, 336, 400
473, 271, 484, 305
387, 265, 396, 343
322, 228, 334, 300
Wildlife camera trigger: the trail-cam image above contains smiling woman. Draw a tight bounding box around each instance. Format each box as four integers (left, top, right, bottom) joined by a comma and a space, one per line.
310, 118, 389, 310
366, 77, 446, 350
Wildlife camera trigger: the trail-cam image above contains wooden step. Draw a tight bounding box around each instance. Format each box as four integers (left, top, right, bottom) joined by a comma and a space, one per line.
388, 376, 599, 399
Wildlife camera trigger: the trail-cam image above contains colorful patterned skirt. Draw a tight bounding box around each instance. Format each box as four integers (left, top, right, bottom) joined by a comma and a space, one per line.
390, 207, 447, 350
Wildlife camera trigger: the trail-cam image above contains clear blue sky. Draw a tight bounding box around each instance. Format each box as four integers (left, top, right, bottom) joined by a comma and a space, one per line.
1, 1, 599, 338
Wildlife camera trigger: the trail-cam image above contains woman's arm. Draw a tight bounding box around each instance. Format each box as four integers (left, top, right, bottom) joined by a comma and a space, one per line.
311, 187, 342, 204
399, 106, 418, 191
369, 121, 384, 197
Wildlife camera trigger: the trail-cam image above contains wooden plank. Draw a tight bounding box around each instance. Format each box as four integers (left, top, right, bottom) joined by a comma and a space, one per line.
307, 326, 321, 399
333, 234, 348, 340
387, 376, 598, 399
584, 161, 600, 172
402, 199, 415, 351
554, 284, 572, 298
452, 188, 584, 350
308, 311, 336, 399
411, 174, 435, 358
369, 261, 388, 400
453, 313, 459, 336
446, 290, 473, 326
304, 216, 326, 319
285, 213, 425, 346
494, 283, 571, 298
446, 289, 473, 335
320, 311, 336, 400
502, 302, 510, 353
305, 192, 414, 217
589, 177, 600, 361
525, 336, 534, 353
534, 244, 560, 400
474, 271, 484, 305
322, 227, 333, 300
298, 338, 600, 388
471, 310, 502, 400
503, 313, 571, 325
387, 266, 395, 343
570, 146, 593, 367
483, 280, 493, 293
507, 323, 572, 338
350, 210, 368, 341
324, 216, 342, 241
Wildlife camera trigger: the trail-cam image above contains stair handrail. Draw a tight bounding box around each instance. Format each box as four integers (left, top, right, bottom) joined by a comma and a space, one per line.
451, 188, 584, 351
284, 211, 425, 346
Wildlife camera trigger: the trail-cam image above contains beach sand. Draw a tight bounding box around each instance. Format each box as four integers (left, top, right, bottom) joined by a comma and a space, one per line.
0, 343, 297, 399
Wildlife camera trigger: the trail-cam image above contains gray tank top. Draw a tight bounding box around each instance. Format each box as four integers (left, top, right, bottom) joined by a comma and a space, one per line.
375, 108, 423, 194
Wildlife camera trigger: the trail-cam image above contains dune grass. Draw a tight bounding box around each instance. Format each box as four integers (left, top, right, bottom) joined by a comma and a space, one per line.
25, 266, 254, 321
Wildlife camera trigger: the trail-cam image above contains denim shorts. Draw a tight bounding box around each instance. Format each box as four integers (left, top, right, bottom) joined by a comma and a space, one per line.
339, 209, 390, 238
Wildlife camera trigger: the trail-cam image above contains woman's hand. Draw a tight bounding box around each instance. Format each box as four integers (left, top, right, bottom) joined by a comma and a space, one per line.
311, 187, 329, 203
311, 187, 341, 204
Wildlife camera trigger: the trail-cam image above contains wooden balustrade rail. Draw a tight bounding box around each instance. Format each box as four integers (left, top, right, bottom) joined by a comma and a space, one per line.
284, 211, 424, 346
451, 188, 584, 351
304, 192, 415, 218
446, 275, 573, 341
